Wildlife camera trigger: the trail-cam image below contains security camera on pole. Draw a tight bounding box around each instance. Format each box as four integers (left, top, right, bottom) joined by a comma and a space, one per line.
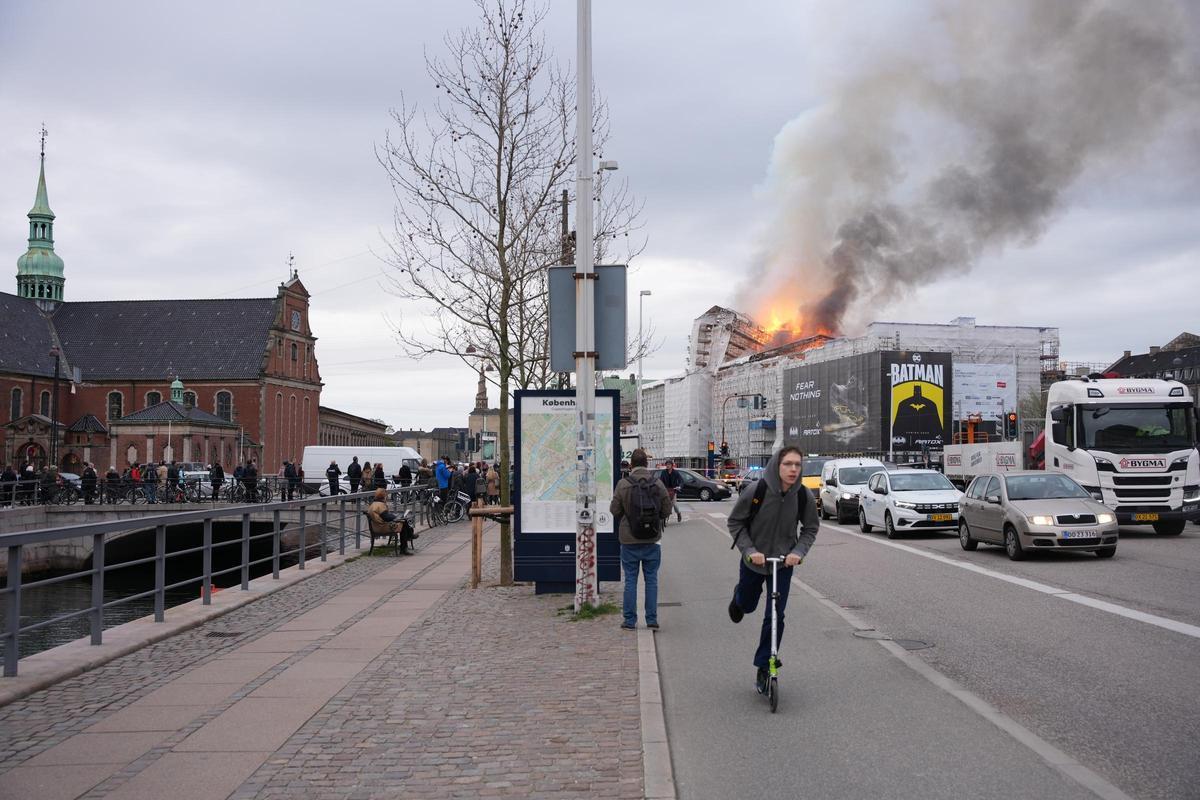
574, 0, 598, 612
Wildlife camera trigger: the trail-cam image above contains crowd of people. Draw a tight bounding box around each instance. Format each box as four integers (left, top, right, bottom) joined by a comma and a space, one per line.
323, 455, 502, 507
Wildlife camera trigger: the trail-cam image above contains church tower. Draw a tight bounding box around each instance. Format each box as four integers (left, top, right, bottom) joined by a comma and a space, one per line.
16, 128, 66, 312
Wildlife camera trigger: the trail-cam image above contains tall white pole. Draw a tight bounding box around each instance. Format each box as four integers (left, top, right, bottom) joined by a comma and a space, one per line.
638, 291, 649, 445
574, 0, 598, 612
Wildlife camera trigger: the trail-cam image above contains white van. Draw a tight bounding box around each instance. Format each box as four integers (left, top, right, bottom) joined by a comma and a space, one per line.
301, 446, 423, 492
819, 457, 886, 524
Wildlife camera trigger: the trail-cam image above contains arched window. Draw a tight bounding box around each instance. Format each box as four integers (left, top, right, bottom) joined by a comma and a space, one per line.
9, 388, 21, 422
146, 391, 162, 407
216, 391, 232, 421
108, 392, 123, 421
39, 391, 51, 417
182, 391, 196, 409
291, 343, 298, 362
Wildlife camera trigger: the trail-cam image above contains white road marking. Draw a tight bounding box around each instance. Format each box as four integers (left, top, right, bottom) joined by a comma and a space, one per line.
697, 515, 1135, 800
821, 521, 1200, 640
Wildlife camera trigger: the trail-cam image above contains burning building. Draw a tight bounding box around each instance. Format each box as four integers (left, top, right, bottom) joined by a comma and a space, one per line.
641, 312, 1058, 471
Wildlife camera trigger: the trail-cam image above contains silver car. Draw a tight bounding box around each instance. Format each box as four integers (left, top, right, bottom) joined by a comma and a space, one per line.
958, 471, 1119, 560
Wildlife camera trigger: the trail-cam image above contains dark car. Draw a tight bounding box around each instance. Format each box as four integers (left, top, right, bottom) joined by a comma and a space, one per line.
651, 467, 732, 501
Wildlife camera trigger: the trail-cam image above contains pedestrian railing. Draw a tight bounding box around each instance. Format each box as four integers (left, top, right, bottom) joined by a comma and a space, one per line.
0, 486, 438, 677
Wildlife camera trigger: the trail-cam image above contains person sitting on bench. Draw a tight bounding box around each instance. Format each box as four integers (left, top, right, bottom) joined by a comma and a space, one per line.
368, 488, 418, 554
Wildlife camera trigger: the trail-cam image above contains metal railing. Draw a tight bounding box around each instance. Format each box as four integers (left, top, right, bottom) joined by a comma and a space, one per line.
0, 486, 439, 677
0, 475, 363, 507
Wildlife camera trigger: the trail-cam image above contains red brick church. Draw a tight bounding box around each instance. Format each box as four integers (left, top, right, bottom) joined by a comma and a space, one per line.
1, 146, 322, 474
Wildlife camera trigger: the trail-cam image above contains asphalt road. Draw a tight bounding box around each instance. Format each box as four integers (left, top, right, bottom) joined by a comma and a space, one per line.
652, 501, 1200, 800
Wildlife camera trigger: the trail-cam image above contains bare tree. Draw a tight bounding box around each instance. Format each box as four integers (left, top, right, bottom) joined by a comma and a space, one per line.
377, 0, 640, 584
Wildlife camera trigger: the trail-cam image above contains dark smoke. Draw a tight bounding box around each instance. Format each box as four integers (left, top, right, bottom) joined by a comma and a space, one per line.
741, 0, 1199, 335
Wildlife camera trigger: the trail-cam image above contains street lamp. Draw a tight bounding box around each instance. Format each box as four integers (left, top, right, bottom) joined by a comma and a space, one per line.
637, 290, 651, 446
49, 346, 61, 470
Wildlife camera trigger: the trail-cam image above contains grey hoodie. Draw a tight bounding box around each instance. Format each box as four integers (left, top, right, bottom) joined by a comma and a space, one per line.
727, 450, 820, 575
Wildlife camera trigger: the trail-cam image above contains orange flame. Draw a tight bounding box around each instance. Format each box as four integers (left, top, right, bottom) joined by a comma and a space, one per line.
754, 300, 835, 343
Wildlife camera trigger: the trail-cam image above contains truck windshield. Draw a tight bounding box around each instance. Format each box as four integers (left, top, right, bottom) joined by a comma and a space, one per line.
1080, 403, 1194, 453
839, 466, 883, 485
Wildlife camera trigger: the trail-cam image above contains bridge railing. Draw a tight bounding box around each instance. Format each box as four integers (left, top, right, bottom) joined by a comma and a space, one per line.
0, 486, 437, 678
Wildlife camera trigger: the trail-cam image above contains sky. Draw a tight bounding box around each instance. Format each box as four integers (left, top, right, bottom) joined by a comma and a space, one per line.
2, 1, 1197, 430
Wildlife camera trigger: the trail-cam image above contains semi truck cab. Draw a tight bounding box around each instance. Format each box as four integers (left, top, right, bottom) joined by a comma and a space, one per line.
1044, 378, 1200, 535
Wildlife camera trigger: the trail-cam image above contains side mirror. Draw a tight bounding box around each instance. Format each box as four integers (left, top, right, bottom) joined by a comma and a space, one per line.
827, 477, 837, 487
1050, 407, 1068, 423
986, 496, 1001, 505
875, 486, 888, 495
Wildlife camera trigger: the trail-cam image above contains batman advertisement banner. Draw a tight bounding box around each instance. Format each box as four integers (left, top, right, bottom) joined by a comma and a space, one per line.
881, 351, 953, 451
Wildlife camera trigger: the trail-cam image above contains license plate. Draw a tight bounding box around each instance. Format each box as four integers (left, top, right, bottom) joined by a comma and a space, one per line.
1060, 529, 1098, 538
1133, 513, 1159, 522
929, 513, 953, 522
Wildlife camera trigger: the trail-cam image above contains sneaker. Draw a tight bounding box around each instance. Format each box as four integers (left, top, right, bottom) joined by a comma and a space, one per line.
620, 622, 636, 631
676, 511, 682, 522
647, 622, 660, 630
755, 666, 769, 695
724, 597, 744, 623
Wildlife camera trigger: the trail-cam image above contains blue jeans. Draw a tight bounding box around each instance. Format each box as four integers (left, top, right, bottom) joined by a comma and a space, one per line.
621, 543, 661, 626
733, 559, 794, 668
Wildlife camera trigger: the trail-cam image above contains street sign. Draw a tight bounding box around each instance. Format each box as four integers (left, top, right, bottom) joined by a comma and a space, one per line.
548, 264, 627, 372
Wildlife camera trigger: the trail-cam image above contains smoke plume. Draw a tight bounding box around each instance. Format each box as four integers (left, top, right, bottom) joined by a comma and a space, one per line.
740, 0, 1199, 336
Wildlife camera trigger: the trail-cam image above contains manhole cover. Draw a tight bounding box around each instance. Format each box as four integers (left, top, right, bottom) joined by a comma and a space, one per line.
852, 630, 891, 640
894, 639, 933, 651
658, 602, 683, 607
204, 631, 245, 639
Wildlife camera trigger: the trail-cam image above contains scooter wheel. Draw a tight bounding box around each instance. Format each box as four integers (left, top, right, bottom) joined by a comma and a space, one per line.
768, 677, 778, 713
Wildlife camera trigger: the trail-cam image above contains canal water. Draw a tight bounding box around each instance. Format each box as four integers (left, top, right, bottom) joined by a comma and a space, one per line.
2, 520, 305, 661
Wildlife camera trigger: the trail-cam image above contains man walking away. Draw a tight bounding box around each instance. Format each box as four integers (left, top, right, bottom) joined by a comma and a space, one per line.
610, 448, 672, 630
399, 462, 413, 487
326, 460, 341, 495
662, 461, 684, 523
726, 446, 819, 694
244, 460, 258, 502
347, 456, 362, 494
209, 462, 225, 502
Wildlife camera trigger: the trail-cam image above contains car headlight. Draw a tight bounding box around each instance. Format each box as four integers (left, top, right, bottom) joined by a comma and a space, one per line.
893, 500, 916, 510
1184, 485, 1200, 502
1097, 513, 1116, 524
1028, 515, 1055, 526
841, 492, 853, 500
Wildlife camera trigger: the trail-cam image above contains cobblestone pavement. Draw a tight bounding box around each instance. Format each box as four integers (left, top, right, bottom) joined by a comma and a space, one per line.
0, 524, 460, 773
0, 524, 645, 800
231, 551, 643, 800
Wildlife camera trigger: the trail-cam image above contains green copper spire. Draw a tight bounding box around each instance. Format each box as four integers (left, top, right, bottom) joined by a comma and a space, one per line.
16, 125, 66, 310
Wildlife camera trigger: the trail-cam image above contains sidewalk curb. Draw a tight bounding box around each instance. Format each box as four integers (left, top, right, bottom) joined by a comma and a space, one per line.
638, 626, 677, 800
0, 547, 369, 708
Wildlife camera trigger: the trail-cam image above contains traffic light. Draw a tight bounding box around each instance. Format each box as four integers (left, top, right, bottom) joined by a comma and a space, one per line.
1005, 412, 1018, 440
707, 440, 715, 453
721, 441, 730, 458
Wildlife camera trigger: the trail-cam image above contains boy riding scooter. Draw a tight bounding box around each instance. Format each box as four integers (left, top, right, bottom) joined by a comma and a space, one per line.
726, 446, 820, 702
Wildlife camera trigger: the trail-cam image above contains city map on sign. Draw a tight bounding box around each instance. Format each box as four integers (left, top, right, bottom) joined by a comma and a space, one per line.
518, 395, 615, 533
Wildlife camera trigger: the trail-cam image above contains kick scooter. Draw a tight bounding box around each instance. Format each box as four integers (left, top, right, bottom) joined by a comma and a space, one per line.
763, 556, 783, 713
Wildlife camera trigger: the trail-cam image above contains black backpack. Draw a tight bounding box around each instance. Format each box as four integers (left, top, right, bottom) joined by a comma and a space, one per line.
628, 476, 661, 540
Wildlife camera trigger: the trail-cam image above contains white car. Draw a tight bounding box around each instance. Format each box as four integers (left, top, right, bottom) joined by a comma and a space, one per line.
818, 458, 886, 524
858, 469, 964, 539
